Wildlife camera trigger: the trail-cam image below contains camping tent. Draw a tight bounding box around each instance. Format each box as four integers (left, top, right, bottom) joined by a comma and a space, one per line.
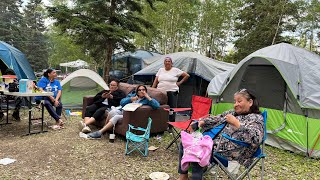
0, 41, 36, 80
111, 50, 161, 80
60, 69, 109, 108
207, 43, 320, 157
60, 59, 89, 74
134, 52, 235, 107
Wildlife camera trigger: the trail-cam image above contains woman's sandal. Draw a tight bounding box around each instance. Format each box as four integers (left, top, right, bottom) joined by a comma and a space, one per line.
49, 125, 63, 130
58, 120, 65, 127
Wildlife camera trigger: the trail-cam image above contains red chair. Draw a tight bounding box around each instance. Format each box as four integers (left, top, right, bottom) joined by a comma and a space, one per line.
166, 95, 212, 150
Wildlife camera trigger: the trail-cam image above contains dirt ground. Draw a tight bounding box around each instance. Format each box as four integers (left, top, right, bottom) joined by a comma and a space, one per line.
0, 109, 319, 180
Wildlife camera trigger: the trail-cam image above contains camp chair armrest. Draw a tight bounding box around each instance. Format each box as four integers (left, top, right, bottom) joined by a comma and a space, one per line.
129, 126, 146, 131
164, 108, 192, 112
221, 133, 250, 147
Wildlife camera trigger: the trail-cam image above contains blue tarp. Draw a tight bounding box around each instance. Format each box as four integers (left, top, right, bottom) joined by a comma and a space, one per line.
0, 41, 36, 80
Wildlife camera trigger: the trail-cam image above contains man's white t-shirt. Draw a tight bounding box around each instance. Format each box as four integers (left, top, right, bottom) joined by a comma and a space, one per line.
156, 67, 183, 92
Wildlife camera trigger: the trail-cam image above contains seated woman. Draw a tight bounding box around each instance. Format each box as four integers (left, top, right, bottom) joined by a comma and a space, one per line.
35, 69, 64, 129
178, 89, 264, 180
79, 79, 126, 133
86, 85, 160, 139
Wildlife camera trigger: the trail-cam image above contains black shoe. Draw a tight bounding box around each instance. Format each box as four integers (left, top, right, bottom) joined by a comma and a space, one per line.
0, 112, 4, 121
12, 111, 20, 121
167, 126, 173, 133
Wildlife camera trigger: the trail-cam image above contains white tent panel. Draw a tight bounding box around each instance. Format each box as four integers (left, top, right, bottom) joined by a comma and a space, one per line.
61, 69, 109, 90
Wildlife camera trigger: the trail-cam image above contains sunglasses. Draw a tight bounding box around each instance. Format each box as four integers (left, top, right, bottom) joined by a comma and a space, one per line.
238, 88, 255, 99
137, 88, 146, 92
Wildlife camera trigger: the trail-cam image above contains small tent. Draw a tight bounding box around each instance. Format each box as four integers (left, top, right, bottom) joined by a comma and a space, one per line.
0, 41, 36, 80
134, 52, 235, 107
60, 59, 89, 74
207, 43, 320, 157
111, 50, 161, 80
60, 69, 109, 108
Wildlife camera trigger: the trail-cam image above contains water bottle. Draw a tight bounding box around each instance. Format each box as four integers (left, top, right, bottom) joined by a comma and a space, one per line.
46, 83, 52, 92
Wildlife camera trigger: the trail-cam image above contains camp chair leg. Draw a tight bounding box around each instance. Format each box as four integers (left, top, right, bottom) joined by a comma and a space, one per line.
166, 128, 180, 150
126, 139, 149, 157
261, 158, 265, 180
144, 141, 149, 156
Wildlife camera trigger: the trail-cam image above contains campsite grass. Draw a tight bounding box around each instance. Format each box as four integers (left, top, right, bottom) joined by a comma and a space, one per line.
0, 110, 320, 179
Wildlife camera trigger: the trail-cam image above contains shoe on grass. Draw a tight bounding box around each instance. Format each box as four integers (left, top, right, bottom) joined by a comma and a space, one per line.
12, 111, 21, 121
79, 121, 86, 131
87, 131, 102, 139
82, 126, 92, 133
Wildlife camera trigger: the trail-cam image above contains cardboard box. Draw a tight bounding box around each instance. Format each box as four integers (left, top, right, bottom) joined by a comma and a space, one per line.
19, 79, 33, 93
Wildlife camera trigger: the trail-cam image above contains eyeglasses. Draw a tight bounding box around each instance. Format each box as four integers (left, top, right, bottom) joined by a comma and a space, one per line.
137, 89, 146, 92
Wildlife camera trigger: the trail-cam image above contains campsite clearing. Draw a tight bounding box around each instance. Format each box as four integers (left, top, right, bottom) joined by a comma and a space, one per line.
0, 113, 319, 179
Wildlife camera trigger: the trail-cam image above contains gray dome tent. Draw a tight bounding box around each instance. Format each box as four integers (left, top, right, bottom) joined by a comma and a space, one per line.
207, 43, 320, 157
134, 52, 235, 107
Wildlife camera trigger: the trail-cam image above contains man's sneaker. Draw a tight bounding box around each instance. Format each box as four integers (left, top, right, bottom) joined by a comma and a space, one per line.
87, 131, 102, 139
82, 126, 92, 133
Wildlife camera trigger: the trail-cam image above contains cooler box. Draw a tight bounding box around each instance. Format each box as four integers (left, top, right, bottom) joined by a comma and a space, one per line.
19, 79, 33, 93
2, 75, 16, 91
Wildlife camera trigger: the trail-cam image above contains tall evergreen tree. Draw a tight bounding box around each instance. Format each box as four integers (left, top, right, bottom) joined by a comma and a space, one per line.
23, 0, 48, 71
233, 0, 298, 62
47, 0, 165, 81
0, 0, 25, 49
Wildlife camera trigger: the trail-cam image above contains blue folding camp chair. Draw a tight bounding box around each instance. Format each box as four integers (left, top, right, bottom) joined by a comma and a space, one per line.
125, 117, 152, 157
208, 110, 267, 180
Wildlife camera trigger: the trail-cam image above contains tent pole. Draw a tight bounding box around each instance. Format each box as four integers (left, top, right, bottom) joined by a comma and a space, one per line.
305, 109, 309, 157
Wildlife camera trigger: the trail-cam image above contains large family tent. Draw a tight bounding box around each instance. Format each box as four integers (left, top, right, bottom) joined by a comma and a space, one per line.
111, 50, 161, 81
0, 41, 36, 80
134, 52, 235, 107
60, 69, 109, 108
207, 43, 320, 157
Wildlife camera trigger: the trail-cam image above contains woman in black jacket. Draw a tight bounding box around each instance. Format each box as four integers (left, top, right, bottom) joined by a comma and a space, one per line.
79, 79, 125, 133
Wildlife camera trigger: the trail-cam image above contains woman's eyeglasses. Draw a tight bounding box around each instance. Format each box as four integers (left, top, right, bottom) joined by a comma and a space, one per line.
137, 89, 146, 92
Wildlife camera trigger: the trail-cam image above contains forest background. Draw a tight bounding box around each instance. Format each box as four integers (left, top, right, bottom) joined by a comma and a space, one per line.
1, 0, 319, 79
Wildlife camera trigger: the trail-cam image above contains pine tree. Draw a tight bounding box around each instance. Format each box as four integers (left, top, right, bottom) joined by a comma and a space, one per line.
48, 0, 165, 82
23, 0, 48, 71
0, 0, 25, 48
233, 0, 298, 62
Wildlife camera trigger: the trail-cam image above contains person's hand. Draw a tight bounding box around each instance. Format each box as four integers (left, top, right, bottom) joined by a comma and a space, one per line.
176, 81, 181, 86
102, 92, 108, 98
105, 93, 113, 99
53, 100, 60, 107
224, 114, 240, 128
131, 96, 138, 102
143, 92, 152, 100
198, 119, 205, 128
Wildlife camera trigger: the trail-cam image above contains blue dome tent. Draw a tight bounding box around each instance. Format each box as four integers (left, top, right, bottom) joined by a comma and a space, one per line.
0, 41, 36, 80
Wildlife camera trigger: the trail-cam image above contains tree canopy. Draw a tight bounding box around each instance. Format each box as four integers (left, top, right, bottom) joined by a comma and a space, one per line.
47, 0, 166, 81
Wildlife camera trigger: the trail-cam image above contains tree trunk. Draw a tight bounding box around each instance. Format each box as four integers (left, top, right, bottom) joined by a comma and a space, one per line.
104, 43, 113, 83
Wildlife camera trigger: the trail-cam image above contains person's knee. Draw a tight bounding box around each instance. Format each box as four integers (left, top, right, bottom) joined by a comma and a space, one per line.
110, 115, 123, 126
